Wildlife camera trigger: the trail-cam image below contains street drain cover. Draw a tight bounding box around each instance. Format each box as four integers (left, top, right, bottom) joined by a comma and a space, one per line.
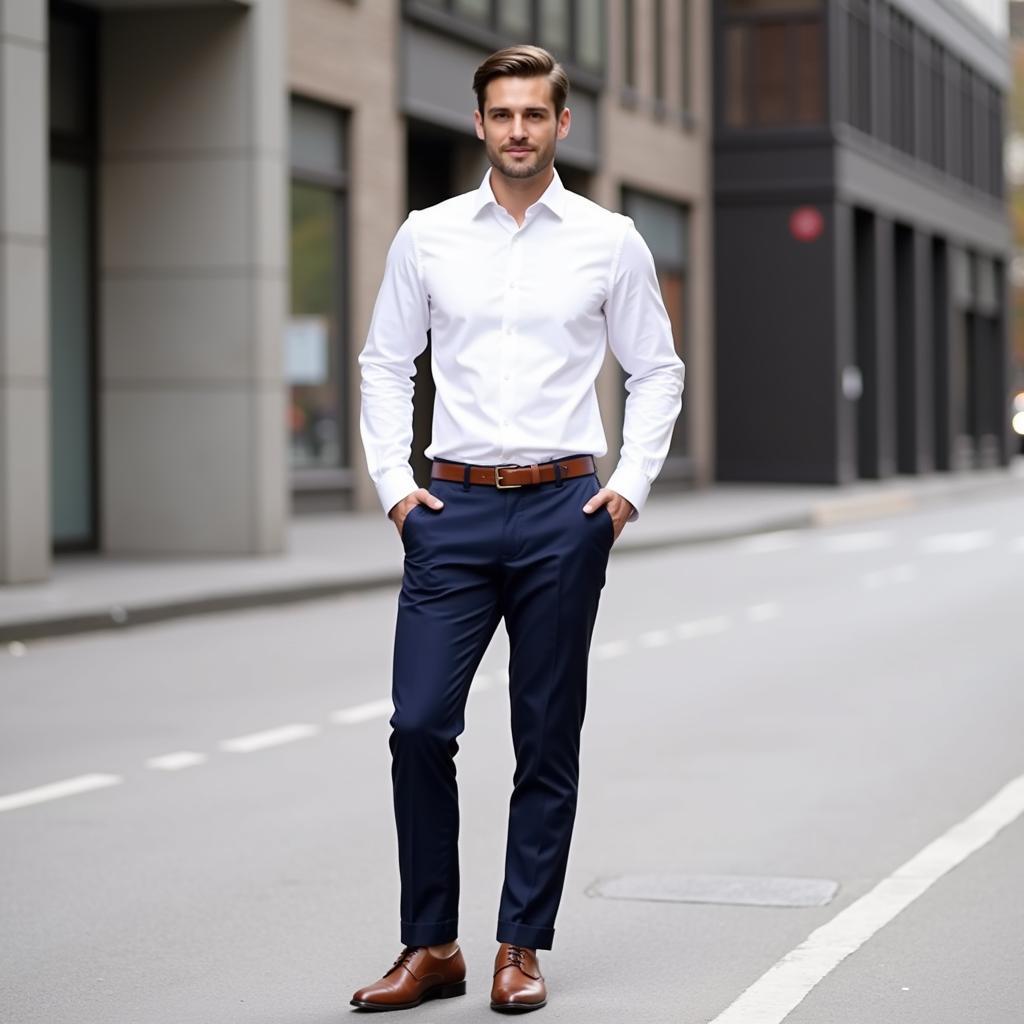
586, 873, 838, 908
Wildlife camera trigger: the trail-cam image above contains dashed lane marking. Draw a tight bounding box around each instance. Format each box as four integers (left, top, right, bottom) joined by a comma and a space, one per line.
675, 615, 732, 639
219, 724, 321, 753
708, 772, 1024, 1024
0, 773, 123, 814
822, 532, 893, 553
862, 564, 917, 589
330, 701, 393, 725
920, 531, 994, 554
145, 752, 207, 771
638, 629, 673, 648
593, 640, 631, 660
746, 603, 782, 623
736, 532, 803, 554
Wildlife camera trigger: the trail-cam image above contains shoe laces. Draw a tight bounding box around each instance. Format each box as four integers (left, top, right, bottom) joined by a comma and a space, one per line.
506, 944, 528, 968
390, 945, 421, 971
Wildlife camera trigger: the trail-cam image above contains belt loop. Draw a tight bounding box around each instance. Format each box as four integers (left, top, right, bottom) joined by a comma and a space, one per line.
462, 464, 472, 491
554, 462, 564, 488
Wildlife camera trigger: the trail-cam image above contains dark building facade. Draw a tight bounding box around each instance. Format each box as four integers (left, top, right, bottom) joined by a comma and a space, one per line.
713, 0, 1012, 484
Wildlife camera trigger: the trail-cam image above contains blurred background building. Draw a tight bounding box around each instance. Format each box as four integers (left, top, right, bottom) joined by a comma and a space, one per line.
0, 0, 1016, 586
715, 0, 1013, 483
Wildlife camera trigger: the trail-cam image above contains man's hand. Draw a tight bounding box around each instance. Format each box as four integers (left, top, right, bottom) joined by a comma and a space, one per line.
389, 488, 444, 537
582, 488, 633, 541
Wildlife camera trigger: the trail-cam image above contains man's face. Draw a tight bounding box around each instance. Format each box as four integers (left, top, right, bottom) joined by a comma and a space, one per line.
474, 75, 571, 181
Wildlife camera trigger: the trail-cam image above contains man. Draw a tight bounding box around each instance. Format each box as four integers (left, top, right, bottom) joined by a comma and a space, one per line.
352, 45, 684, 1014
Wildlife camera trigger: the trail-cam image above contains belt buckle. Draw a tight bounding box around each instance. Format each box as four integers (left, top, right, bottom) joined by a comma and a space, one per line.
494, 464, 522, 489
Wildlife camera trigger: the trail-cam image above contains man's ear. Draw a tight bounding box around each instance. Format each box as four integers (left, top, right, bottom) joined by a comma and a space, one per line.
557, 107, 571, 141
474, 109, 485, 141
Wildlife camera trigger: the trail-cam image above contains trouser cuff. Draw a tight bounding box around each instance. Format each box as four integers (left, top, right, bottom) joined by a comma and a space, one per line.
496, 919, 555, 950
401, 917, 459, 946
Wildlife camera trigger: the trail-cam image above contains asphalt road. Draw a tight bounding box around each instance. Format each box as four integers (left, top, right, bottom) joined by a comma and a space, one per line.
2, 491, 1022, 1024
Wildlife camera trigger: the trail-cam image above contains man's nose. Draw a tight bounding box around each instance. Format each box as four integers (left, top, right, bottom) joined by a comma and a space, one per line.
511, 115, 527, 137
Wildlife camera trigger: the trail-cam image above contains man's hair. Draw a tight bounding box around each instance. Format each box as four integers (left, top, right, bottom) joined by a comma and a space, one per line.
473, 45, 569, 117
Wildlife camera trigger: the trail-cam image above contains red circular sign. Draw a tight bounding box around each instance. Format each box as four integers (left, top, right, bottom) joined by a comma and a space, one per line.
789, 206, 824, 243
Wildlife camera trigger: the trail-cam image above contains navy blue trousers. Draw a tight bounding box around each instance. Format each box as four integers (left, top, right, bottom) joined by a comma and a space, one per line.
389, 468, 614, 951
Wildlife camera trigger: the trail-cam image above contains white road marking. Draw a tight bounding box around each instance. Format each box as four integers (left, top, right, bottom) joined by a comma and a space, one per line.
145, 751, 207, 771
331, 700, 393, 725
737, 532, 803, 554
593, 640, 630, 660
219, 724, 320, 752
823, 531, 893, 553
746, 603, 782, 623
0, 773, 123, 814
920, 530, 994, 554
7, 641, 28, 657
708, 771, 1024, 1024
675, 615, 732, 639
638, 629, 672, 648
1011, 537, 1024, 553
862, 564, 917, 589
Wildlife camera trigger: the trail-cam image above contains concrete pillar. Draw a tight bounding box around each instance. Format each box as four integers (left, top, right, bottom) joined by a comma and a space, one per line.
833, 201, 857, 484
931, 239, 956, 471
868, 215, 897, 478
99, 0, 287, 555
895, 228, 934, 474
0, 0, 49, 583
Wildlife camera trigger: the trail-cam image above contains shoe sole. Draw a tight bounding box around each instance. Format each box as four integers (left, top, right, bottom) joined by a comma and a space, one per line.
489, 999, 547, 1013
350, 980, 467, 1011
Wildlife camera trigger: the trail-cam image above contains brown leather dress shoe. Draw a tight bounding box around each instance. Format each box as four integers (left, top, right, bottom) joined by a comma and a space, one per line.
490, 943, 547, 1013
350, 945, 466, 1012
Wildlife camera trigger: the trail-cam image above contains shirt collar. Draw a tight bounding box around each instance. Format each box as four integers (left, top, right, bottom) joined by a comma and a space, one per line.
471, 167, 567, 221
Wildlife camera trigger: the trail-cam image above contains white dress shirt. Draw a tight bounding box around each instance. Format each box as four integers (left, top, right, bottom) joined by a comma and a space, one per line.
359, 168, 685, 519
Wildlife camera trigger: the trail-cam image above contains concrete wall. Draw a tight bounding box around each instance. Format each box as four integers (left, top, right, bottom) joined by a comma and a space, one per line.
0, 0, 49, 583
99, 0, 287, 554
288, 0, 405, 514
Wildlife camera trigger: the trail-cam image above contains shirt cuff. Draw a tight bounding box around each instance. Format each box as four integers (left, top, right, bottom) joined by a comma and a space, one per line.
376, 466, 420, 517
605, 462, 650, 522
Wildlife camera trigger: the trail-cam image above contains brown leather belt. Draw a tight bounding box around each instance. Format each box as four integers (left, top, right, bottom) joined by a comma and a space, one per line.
430, 455, 596, 489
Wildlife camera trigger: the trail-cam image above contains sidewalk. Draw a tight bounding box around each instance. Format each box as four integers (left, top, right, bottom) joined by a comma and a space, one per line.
2, 460, 1022, 643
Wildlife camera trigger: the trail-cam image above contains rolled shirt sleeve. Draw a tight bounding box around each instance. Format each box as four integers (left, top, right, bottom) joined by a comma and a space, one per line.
358, 214, 431, 515
603, 221, 686, 520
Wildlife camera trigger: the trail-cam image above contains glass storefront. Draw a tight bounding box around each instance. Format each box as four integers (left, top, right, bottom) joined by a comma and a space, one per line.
623, 189, 691, 480
49, 6, 97, 550
288, 98, 350, 484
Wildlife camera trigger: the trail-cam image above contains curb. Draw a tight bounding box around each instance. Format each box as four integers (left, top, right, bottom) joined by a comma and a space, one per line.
3, 469, 1021, 645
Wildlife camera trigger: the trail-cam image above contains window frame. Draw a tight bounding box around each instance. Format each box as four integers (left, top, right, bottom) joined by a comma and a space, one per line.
288, 96, 355, 494
403, 0, 606, 86
717, 1, 829, 134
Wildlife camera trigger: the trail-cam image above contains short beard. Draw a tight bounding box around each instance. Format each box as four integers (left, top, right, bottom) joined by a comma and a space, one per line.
486, 141, 553, 181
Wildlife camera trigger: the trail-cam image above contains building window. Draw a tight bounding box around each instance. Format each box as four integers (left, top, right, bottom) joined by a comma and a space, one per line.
653, 0, 665, 110
622, 189, 691, 476
406, 0, 605, 75
288, 97, 349, 477
452, 0, 489, 21
498, 0, 531, 35
888, 10, 914, 156
680, 0, 693, 119
575, 0, 604, 71
845, 0, 871, 132
539, 0, 571, 51
622, 0, 636, 91
721, 0, 825, 129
